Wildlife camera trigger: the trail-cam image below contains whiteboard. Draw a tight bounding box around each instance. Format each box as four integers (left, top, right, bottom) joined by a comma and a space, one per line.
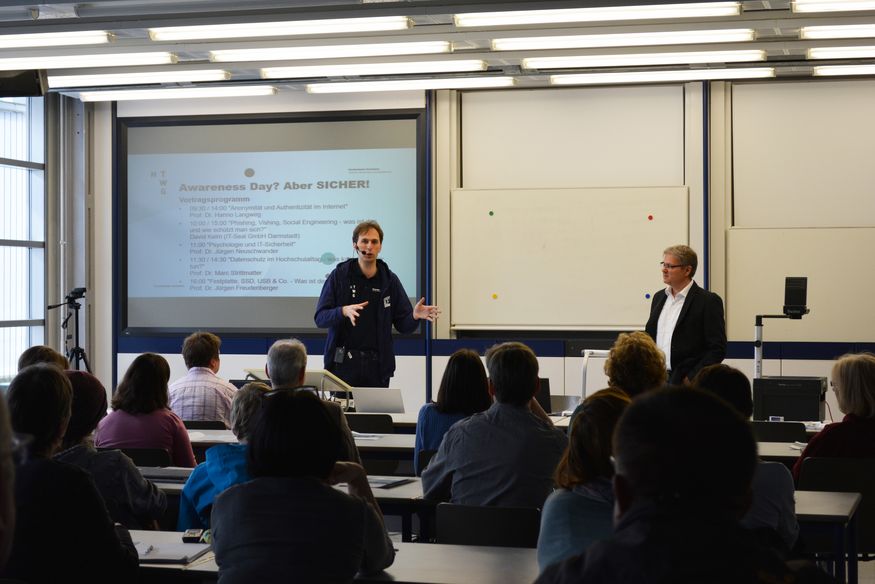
450, 187, 688, 330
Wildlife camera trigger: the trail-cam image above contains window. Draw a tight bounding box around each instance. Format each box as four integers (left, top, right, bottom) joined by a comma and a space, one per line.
0, 97, 45, 382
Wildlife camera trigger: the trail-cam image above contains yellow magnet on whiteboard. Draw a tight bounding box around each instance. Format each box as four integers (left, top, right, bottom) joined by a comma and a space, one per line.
492, 293, 498, 299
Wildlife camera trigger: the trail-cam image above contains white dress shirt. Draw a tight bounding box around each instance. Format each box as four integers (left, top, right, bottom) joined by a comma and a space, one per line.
655, 280, 695, 370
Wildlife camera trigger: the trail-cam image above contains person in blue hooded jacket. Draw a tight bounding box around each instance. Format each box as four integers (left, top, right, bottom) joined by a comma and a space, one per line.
315, 220, 440, 387
177, 382, 269, 530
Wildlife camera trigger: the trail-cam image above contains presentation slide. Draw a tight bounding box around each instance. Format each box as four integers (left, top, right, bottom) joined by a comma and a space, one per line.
121, 115, 423, 333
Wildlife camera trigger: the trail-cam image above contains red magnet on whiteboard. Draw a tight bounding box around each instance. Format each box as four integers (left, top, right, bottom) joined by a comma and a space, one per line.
648, 215, 653, 221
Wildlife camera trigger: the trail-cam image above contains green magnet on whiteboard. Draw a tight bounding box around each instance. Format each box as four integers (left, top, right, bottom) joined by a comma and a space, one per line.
320, 252, 337, 265
489, 211, 494, 216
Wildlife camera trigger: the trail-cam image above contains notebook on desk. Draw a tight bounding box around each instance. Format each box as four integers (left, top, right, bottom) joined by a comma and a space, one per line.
136, 541, 211, 564
352, 387, 405, 413
138, 466, 194, 483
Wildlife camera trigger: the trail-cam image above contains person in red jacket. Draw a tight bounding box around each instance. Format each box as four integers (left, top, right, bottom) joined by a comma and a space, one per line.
793, 352, 875, 481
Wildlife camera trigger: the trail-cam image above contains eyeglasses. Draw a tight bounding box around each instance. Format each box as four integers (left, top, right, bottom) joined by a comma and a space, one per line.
659, 262, 685, 270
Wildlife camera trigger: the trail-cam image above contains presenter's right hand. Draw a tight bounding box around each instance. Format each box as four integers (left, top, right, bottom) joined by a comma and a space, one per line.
342, 301, 369, 326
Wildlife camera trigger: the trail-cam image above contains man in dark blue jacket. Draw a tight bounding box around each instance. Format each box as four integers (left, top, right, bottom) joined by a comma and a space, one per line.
315, 220, 440, 387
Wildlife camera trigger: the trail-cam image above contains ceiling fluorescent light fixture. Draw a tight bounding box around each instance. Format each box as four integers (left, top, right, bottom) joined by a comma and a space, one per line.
77, 85, 277, 102
0, 52, 175, 72
307, 76, 514, 93
800, 24, 875, 38
48, 69, 230, 89
524, 49, 765, 69
262, 59, 486, 79
211, 41, 451, 63
813, 63, 875, 74
0, 30, 111, 49
793, 0, 875, 12
149, 16, 411, 41
807, 45, 875, 58
550, 67, 775, 85
455, 2, 740, 27
493, 29, 754, 51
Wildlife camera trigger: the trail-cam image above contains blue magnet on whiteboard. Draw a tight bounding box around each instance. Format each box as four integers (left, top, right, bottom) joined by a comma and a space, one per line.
645, 293, 651, 299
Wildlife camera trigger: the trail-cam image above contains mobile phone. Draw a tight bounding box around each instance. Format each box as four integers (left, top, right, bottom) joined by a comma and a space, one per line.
182, 528, 204, 543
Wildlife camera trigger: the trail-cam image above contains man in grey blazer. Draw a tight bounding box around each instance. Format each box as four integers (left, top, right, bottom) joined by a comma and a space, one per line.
644, 245, 726, 385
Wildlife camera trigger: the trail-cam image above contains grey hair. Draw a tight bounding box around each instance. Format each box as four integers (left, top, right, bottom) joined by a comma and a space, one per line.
230, 382, 270, 440
663, 244, 698, 278
267, 339, 308, 388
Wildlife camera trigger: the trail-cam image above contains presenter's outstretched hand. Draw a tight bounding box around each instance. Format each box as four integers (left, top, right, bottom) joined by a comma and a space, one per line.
342, 301, 368, 326
413, 298, 441, 322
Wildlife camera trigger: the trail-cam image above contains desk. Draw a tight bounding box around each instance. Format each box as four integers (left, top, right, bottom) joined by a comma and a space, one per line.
187, 430, 414, 455
347, 412, 418, 433
758, 441, 803, 466
796, 490, 862, 584
135, 531, 539, 584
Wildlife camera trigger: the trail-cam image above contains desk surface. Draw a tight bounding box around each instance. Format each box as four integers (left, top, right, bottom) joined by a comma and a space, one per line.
795, 489, 861, 524
347, 412, 419, 428
135, 531, 538, 584
187, 430, 415, 453
758, 441, 803, 463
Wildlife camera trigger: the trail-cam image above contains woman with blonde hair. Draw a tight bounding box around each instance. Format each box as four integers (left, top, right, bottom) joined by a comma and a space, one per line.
604, 331, 667, 398
793, 352, 875, 480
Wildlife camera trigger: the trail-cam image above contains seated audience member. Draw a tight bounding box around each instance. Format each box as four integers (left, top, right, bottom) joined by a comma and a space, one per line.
537, 388, 631, 573
415, 348, 492, 474
169, 331, 238, 427
17, 345, 68, 370
3, 364, 139, 583
267, 338, 360, 464
0, 393, 15, 571
793, 352, 875, 481
536, 388, 832, 584
178, 382, 270, 530
211, 389, 394, 583
604, 331, 667, 399
55, 370, 167, 529
422, 342, 567, 508
95, 353, 196, 467
693, 364, 799, 552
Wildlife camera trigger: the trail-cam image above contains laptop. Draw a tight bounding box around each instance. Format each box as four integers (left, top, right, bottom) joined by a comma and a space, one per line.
352, 387, 405, 413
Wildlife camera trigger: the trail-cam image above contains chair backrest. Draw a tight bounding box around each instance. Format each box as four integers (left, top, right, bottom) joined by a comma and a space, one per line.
183, 420, 227, 430
435, 503, 541, 548
100, 447, 172, 467
798, 457, 875, 554
751, 420, 808, 443
416, 449, 437, 475
345, 413, 393, 434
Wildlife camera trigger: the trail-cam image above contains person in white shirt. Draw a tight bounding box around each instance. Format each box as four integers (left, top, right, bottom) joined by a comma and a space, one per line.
169, 331, 237, 427
644, 245, 726, 385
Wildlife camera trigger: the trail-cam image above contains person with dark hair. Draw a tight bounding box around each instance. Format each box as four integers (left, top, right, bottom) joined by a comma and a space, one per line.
793, 352, 875, 480
54, 370, 166, 529
315, 219, 440, 387
17, 344, 69, 370
211, 389, 394, 583
421, 342, 567, 508
2, 364, 139, 583
536, 388, 832, 584
693, 364, 799, 552
645, 244, 726, 385
537, 388, 630, 572
414, 349, 491, 474
95, 353, 196, 467
169, 331, 238, 427
177, 382, 270, 531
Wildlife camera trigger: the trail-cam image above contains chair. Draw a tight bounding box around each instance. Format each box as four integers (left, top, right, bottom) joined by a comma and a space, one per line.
183, 420, 227, 430
797, 457, 875, 559
416, 449, 437, 475
435, 503, 541, 548
100, 447, 172, 467
751, 421, 808, 443
344, 414, 397, 475
345, 413, 393, 434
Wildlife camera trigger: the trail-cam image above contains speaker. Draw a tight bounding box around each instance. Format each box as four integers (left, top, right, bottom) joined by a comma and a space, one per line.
783, 276, 808, 319
0, 70, 47, 97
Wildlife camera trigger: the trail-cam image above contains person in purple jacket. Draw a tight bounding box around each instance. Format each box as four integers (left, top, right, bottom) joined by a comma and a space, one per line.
315, 220, 440, 387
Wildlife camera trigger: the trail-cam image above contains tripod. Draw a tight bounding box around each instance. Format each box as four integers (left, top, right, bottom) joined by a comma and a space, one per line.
47, 289, 92, 373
